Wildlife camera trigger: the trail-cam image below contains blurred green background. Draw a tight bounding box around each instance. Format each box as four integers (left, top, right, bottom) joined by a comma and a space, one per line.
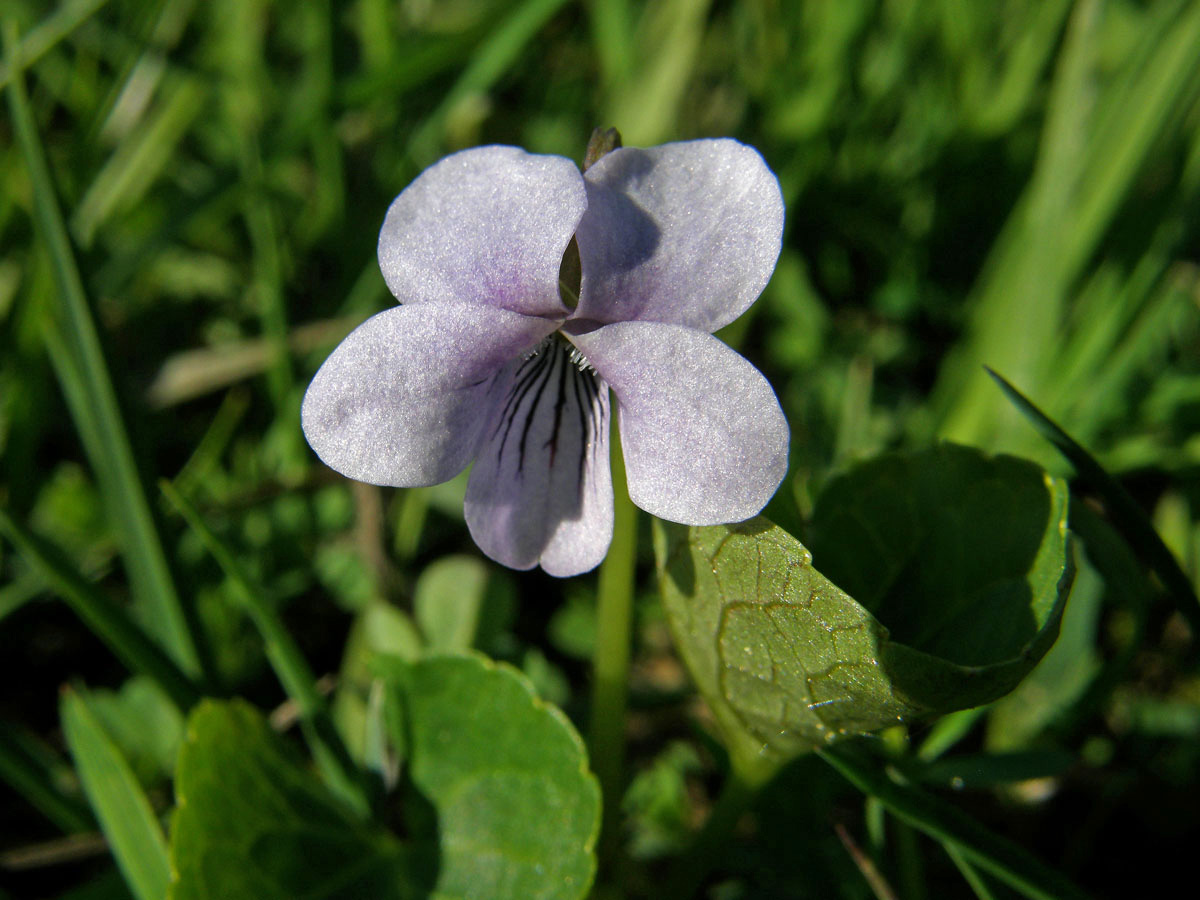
2, 0, 1200, 897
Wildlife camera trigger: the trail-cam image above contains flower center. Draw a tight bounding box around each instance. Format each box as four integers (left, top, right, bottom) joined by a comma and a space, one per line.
523, 333, 594, 374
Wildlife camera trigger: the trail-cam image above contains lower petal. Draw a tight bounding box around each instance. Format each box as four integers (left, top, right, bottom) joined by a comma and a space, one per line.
570, 321, 788, 524
301, 303, 556, 486
464, 340, 614, 577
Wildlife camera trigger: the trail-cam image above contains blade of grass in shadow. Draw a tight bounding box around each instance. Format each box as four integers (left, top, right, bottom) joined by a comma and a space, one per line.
61, 686, 169, 900
944, 842, 1009, 900
159, 479, 370, 817
819, 743, 1092, 900
3, 22, 202, 677
833, 821, 898, 900
986, 367, 1200, 634
0, 510, 200, 712
895, 820, 927, 900
0, 725, 94, 833
1044, 500, 1152, 740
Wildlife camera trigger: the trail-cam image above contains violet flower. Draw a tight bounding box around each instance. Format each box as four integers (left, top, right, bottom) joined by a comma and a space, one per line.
302, 138, 788, 576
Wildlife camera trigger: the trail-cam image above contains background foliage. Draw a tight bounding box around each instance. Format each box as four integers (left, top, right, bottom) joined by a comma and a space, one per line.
2, 0, 1200, 897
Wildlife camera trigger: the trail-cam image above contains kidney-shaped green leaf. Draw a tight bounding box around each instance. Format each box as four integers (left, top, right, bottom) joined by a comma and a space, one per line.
656, 445, 1072, 757
383, 654, 600, 900
169, 661, 599, 900
169, 699, 416, 900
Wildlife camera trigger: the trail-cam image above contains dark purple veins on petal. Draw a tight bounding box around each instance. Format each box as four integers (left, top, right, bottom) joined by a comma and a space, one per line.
494, 339, 604, 481
495, 343, 555, 465
545, 344, 571, 466
516, 347, 559, 472
569, 361, 601, 479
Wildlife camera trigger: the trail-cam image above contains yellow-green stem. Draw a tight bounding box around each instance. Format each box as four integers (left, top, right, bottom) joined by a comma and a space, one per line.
589, 421, 638, 867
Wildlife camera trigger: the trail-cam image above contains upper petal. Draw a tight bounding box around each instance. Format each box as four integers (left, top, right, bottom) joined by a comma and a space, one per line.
378, 146, 587, 318
301, 303, 556, 486
464, 340, 614, 577
573, 139, 784, 333
570, 321, 788, 524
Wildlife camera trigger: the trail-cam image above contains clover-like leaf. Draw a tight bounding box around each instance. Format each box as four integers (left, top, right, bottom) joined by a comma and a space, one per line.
170, 662, 597, 900
169, 700, 416, 900
382, 654, 600, 900
656, 444, 1072, 758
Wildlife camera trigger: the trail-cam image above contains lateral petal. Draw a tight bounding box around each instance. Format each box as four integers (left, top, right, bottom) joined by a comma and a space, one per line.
574, 139, 783, 333
301, 303, 556, 486
570, 321, 788, 524
464, 341, 614, 577
378, 146, 587, 319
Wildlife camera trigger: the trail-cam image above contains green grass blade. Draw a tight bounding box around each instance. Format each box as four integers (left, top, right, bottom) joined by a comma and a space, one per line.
0, 725, 94, 833
159, 479, 369, 817
0, 509, 200, 712
986, 367, 1200, 634
339, 30, 475, 106
929, 0, 1100, 447
1066, 0, 1200, 275
1064, 265, 1195, 451
409, 0, 573, 161
606, 0, 712, 145
820, 744, 1092, 900
61, 687, 170, 900
586, 0, 634, 93
3, 21, 202, 678
239, 135, 293, 414
0, 0, 110, 90
916, 707, 988, 762
72, 74, 209, 246
171, 387, 250, 495
932, 0, 1200, 448
354, 0, 398, 73
914, 751, 1074, 791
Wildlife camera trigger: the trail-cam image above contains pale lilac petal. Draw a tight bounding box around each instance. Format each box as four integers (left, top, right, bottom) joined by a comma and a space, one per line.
378, 146, 587, 318
573, 139, 783, 333
570, 321, 788, 524
464, 341, 613, 576
302, 304, 556, 486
